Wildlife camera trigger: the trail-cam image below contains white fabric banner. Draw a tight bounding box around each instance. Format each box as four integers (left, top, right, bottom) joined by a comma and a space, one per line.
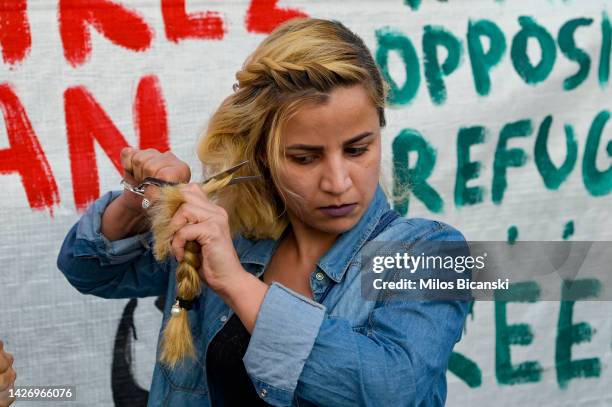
1, 0, 610, 405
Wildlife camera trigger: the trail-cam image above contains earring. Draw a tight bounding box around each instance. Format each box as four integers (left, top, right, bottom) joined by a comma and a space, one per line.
232, 82, 239, 92
141, 198, 151, 209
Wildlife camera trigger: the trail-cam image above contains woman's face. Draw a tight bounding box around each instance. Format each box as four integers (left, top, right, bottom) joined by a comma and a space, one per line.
276, 84, 382, 236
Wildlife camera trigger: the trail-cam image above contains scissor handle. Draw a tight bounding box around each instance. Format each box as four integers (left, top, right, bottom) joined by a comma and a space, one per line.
120, 179, 145, 196
140, 177, 179, 188
121, 165, 260, 198
121, 177, 179, 197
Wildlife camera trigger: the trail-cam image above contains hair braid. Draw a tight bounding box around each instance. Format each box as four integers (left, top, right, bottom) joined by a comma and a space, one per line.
148, 177, 232, 368
237, 57, 366, 92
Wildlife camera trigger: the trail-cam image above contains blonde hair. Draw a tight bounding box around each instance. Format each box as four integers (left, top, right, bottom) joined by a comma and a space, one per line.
150, 17, 389, 368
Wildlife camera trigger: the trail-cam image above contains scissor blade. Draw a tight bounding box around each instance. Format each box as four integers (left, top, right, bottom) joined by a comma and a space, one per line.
203, 160, 249, 184
226, 175, 262, 186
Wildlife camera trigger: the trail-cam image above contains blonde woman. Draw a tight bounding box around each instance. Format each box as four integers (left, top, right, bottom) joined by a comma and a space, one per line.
58, 18, 470, 406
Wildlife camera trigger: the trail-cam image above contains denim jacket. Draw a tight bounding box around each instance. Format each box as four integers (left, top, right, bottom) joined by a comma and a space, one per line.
57, 184, 470, 407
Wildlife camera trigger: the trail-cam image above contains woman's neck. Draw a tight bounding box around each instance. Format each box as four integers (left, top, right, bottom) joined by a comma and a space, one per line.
282, 220, 339, 264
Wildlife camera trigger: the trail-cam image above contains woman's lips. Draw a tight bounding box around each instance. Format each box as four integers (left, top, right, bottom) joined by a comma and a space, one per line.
318, 203, 357, 217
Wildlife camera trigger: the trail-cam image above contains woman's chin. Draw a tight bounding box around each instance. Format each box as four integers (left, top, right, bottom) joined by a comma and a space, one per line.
315, 213, 361, 234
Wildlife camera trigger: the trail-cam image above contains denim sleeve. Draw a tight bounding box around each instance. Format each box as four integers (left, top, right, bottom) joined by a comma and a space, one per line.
242, 222, 471, 407
56, 190, 169, 299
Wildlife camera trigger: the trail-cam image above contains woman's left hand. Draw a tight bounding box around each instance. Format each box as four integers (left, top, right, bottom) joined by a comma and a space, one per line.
169, 183, 245, 294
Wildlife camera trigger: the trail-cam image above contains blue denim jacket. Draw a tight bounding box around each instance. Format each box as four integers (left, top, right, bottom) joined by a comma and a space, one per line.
57, 184, 470, 407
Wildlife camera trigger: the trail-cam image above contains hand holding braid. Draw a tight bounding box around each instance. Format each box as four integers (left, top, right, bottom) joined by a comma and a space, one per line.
147, 178, 242, 367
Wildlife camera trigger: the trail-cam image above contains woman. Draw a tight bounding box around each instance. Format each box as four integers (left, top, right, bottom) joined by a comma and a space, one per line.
57, 18, 469, 406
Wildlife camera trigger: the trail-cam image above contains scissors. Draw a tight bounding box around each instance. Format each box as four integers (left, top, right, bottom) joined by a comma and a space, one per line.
121, 160, 261, 197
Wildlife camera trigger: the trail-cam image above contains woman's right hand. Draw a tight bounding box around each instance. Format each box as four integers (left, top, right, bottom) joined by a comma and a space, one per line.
0, 340, 16, 406
119, 147, 192, 214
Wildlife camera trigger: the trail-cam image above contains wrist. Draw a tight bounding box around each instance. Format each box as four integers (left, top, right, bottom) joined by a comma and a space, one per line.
217, 269, 269, 333
116, 192, 147, 217
216, 269, 262, 307
100, 192, 150, 241
215, 266, 249, 298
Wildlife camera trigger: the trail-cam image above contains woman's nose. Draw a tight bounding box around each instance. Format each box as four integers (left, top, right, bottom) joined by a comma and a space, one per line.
320, 156, 352, 194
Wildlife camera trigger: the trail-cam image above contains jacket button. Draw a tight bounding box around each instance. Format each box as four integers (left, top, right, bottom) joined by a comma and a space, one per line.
260, 388, 267, 397
315, 272, 325, 281
220, 315, 228, 322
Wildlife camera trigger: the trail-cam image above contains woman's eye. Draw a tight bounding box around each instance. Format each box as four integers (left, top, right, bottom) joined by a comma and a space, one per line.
292, 155, 317, 164
346, 146, 369, 156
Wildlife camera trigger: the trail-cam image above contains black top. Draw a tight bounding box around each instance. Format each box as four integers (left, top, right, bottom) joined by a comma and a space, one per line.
206, 303, 272, 406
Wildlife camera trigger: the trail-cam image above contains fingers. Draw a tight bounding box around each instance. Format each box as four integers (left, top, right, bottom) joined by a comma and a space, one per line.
121, 149, 192, 211
120, 148, 165, 182
0, 366, 15, 392
0, 342, 12, 375
171, 184, 227, 223
121, 148, 191, 183
170, 204, 219, 261
0, 352, 11, 374
169, 184, 229, 261
147, 154, 191, 184
0, 386, 16, 407
172, 223, 208, 262
179, 183, 210, 201
130, 149, 160, 182
0, 343, 15, 406
142, 161, 187, 204
120, 147, 135, 175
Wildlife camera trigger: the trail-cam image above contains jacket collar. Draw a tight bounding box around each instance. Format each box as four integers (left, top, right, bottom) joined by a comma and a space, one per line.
240, 184, 390, 283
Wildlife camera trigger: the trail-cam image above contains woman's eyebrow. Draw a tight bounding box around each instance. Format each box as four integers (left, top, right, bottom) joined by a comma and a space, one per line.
286, 131, 374, 151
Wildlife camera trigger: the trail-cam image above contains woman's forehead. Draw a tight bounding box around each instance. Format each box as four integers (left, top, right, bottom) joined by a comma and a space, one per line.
281, 85, 379, 144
